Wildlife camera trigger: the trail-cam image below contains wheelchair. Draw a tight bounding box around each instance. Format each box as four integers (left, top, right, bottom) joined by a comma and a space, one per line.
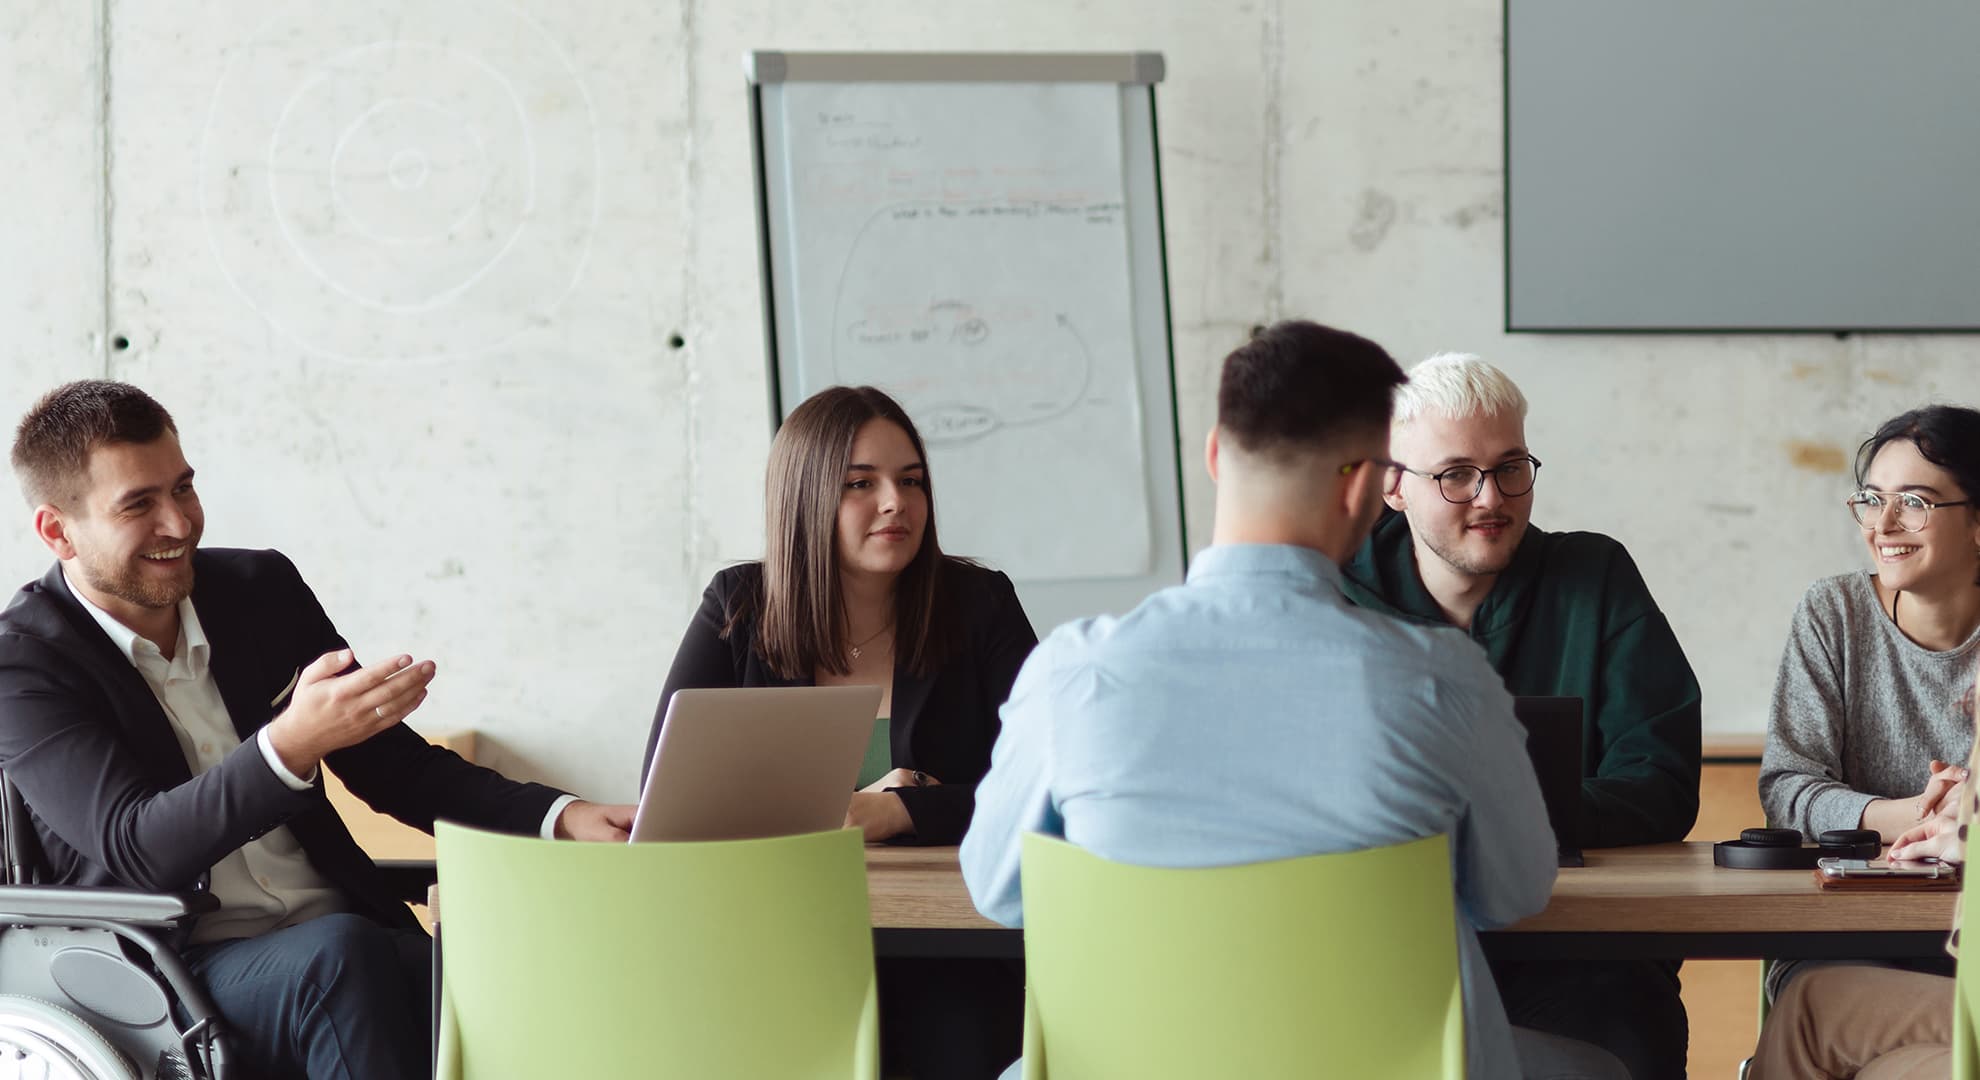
0, 770, 237, 1079
0, 767, 440, 1079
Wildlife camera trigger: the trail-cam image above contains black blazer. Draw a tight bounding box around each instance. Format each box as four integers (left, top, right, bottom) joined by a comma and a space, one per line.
0, 549, 565, 931
648, 558, 1037, 845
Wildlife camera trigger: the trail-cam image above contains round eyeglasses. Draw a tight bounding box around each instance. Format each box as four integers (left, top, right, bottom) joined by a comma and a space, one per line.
1393, 456, 1543, 504
1845, 490, 1973, 533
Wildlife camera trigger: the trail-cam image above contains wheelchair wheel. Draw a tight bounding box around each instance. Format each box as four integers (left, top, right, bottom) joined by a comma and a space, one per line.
0, 994, 137, 1080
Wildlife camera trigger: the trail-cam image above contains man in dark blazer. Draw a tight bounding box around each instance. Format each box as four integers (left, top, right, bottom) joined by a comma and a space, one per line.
0, 380, 632, 1080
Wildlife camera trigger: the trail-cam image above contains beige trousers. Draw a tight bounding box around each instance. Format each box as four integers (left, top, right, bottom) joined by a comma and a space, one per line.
1749, 963, 1953, 1080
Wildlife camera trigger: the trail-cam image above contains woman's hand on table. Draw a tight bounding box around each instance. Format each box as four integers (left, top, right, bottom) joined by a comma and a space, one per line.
1915, 759, 1970, 820
861, 767, 934, 794
846, 769, 938, 842
1890, 813, 1966, 865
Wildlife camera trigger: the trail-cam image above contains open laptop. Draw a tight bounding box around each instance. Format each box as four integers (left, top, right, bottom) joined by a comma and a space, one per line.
630, 685, 883, 843
1514, 696, 1586, 868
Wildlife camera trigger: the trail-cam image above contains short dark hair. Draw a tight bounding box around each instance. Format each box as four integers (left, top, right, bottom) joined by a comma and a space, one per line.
1217, 320, 1407, 457
10, 381, 178, 510
1854, 404, 1980, 585
1855, 405, 1980, 497
745, 385, 953, 680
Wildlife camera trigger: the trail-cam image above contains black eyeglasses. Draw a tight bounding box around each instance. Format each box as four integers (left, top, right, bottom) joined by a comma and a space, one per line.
1393, 456, 1543, 504
1845, 490, 1973, 533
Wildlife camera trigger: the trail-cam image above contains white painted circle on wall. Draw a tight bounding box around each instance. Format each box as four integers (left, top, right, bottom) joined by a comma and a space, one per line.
199, 1, 599, 363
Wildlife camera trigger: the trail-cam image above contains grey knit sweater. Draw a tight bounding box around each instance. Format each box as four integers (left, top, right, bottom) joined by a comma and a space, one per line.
1759, 572, 1980, 836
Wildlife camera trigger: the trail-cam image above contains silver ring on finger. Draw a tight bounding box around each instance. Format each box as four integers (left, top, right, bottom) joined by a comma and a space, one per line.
374, 705, 386, 720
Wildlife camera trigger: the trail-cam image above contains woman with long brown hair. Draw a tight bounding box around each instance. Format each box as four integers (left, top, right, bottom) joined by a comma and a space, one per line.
645, 383, 1037, 845
645, 385, 1036, 1078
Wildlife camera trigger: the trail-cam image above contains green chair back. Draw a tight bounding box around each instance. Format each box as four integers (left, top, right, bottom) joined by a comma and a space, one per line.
1954, 875, 1978, 1078
1017, 832, 1463, 1080
433, 823, 877, 1080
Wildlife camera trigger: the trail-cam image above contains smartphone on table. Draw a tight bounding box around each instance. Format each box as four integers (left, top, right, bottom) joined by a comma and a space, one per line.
1816, 856, 1958, 880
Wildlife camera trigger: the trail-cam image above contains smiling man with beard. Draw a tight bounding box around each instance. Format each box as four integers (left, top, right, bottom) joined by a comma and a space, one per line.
0, 380, 632, 1080
1339, 353, 1702, 1080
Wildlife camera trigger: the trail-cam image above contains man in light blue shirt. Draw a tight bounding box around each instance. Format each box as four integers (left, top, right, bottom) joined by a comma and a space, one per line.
961, 321, 1625, 1080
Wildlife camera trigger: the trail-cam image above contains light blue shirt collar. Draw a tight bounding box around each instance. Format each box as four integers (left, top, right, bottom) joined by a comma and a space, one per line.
1184, 543, 1345, 593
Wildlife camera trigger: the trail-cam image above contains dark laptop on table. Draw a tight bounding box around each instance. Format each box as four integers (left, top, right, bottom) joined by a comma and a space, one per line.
1514, 696, 1586, 868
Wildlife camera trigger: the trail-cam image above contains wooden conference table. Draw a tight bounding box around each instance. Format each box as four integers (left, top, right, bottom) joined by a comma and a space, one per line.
865, 842, 1959, 962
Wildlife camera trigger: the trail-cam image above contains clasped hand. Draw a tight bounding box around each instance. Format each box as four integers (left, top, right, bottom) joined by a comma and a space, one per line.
846, 768, 935, 843
1915, 759, 1970, 822
1891, 760, 1972, 864
1891, 811, 1967, 865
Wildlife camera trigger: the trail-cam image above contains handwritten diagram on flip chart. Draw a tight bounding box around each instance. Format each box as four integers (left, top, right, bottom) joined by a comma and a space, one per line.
766, 76, 1160, 584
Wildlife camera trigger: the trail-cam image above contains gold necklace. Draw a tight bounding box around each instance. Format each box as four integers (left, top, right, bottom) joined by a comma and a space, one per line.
849, 623, 893, 660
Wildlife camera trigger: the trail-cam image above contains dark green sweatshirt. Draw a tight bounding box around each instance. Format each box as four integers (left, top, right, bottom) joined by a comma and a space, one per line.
1341, 512, 1702, 848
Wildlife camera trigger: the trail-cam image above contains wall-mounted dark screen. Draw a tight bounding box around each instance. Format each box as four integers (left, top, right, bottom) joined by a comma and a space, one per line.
1507, 1, 1980, 332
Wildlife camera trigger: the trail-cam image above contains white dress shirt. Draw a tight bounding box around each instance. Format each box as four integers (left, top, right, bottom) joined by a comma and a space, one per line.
66, 576, 575, 944
69, 581, 346, 943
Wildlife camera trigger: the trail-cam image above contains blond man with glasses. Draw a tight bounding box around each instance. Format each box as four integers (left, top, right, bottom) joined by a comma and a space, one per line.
1340, 353, 1702, 1079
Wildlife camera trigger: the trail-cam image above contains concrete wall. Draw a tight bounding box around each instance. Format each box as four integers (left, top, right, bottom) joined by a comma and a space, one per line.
4, 0, 1972, 801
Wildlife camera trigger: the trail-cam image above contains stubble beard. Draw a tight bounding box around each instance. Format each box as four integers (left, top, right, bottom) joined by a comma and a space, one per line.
78, 549, 195, 611
1420, 521, 1522, 579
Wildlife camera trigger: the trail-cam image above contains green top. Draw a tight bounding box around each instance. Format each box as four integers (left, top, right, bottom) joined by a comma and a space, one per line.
1340, 512, 1702, 848
856, 717, 892, 790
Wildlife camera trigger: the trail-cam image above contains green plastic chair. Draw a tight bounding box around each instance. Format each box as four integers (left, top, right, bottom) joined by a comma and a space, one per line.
433, 822, 878, 1079
1016, 832, 1464, 1079
1953, 877, 1978, 1078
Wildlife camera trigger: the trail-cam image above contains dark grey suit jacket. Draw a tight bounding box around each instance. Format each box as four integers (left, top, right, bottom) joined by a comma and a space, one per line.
0, 548, 564, 931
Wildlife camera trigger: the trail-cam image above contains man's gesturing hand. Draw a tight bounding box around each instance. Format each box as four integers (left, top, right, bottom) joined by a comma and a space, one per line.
265, 650, 436, 779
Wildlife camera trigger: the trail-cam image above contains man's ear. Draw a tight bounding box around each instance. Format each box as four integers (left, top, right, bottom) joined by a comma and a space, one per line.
1344, 458, 1387, 519
32, 505, 77, 560
1382, 471, 1407, 513
1205, 425, 1222, 484
1328, 459, 1387, 557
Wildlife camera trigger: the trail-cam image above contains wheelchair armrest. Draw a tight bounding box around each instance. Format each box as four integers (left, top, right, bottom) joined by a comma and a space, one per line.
377, 858, 438, 904
0, 884, 218, 926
